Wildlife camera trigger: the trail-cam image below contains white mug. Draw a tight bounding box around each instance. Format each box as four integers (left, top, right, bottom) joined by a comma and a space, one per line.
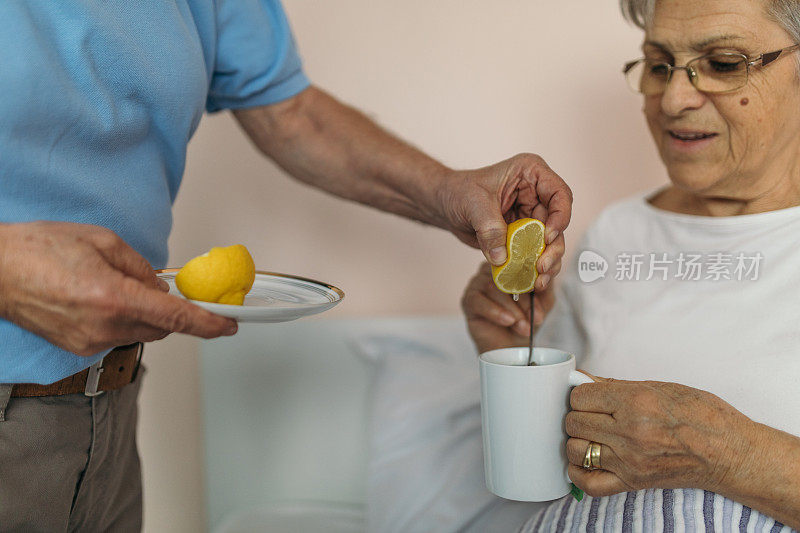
479, 347, 593, 501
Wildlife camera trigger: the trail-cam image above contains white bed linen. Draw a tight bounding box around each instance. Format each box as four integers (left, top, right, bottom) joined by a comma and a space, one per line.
353, 317, 546, 533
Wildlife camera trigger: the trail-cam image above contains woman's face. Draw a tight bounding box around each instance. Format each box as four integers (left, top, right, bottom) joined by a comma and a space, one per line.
643, 0, 800, 200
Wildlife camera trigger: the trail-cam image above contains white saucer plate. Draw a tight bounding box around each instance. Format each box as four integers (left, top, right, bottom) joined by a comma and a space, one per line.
156, 269, 344, 323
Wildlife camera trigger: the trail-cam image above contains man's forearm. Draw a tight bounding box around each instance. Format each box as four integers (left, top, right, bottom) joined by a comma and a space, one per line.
233, 86, 453, 228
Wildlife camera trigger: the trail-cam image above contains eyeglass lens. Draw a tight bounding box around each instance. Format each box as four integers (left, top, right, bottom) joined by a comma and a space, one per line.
626, 54, 748, 95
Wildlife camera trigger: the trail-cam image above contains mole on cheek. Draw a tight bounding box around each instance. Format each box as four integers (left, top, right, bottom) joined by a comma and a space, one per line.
740, 97, 749, 106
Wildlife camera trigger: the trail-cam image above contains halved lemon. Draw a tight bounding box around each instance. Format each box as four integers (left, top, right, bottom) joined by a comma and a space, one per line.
491, 218, 546, 295
175, 244, 256, 305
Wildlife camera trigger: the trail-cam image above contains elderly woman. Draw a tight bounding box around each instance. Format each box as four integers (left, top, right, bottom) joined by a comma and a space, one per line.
462, 0, 800, 530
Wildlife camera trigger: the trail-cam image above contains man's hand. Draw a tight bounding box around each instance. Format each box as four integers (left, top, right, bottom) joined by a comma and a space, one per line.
0, 221, 238, 356
440, 153, 571, 274
234, 88, 572, 289
461, 261, 559, 354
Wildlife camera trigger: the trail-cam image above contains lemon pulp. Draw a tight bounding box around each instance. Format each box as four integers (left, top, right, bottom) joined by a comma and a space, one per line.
491, 219, 546, 295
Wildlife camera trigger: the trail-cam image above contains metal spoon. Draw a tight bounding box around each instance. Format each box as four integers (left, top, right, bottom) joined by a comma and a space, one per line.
527, 290, 536, 366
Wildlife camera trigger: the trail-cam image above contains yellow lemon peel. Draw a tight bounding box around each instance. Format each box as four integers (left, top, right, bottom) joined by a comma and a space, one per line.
175, 245, 255, 305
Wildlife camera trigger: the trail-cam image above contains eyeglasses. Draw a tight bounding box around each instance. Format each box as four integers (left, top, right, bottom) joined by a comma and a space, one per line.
623, 44, 800, 95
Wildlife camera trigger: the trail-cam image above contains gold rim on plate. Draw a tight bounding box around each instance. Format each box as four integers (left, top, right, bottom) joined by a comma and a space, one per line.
154, 268, 345, 301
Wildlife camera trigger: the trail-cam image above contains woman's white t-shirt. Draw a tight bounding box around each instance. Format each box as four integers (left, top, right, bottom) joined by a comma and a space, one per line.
528, 189, 800, 531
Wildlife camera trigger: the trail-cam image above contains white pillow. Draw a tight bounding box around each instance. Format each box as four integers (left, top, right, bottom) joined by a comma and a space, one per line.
351, 317, 544, 533
215, 501, 364, 533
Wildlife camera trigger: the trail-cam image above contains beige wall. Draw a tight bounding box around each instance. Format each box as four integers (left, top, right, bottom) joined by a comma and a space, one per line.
138, 1, 667, 531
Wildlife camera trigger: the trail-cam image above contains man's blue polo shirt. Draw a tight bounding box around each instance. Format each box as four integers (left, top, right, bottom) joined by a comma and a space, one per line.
0, 0, 310, 383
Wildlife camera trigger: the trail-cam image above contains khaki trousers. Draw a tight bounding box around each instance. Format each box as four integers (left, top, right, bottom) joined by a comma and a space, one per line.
0, 371, 144, 532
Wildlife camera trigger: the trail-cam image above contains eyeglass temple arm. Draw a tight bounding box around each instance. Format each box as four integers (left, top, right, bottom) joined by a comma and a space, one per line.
622, 60, 638, 74
752, 43, 800, 67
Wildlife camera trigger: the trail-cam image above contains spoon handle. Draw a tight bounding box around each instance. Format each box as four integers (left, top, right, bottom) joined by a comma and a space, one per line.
527, 290, 535, 366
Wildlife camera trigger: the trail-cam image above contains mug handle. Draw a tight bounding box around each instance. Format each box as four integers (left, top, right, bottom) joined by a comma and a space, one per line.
568, 370, 594, 387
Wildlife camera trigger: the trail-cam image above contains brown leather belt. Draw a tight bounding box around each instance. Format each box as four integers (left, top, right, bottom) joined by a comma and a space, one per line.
11, 343, 143, 398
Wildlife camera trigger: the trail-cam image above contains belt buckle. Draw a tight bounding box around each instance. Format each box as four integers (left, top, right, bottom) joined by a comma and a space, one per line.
84, 343, 143, 397
84, 357, 105, 397
130, 342, 144, 382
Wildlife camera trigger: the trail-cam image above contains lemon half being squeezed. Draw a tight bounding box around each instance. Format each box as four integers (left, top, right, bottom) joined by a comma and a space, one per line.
491, 218, 546, 295
175, 245, 255, 305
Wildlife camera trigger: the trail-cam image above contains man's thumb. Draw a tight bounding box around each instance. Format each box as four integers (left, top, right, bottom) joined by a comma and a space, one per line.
474, 213, 508, 266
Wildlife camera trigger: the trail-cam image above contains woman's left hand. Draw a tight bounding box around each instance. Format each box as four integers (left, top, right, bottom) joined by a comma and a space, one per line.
565, 378, 757, 497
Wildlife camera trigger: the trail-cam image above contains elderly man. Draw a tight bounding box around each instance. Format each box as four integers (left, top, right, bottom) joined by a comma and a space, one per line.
0, 0, 571, 530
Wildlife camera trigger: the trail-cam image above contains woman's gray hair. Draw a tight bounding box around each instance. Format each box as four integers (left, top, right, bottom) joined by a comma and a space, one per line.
620, 0, 800, 43
769, 0, 800, 43
619, 0, 654, 30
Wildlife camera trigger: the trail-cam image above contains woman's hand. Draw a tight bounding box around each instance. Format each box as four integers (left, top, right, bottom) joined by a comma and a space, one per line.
564, 378, 757, 497
461, 260, 560, 354
0, 221, 238, 356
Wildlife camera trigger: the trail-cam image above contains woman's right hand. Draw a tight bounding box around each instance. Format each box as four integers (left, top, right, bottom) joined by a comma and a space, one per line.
461, 261, 558, 354
0, 221, 238, 356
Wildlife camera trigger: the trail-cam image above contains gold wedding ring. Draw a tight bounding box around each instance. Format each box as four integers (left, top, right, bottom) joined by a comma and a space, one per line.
582, 442, 593, 469
590, 441, 602, 469
583, 441, 602, 470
